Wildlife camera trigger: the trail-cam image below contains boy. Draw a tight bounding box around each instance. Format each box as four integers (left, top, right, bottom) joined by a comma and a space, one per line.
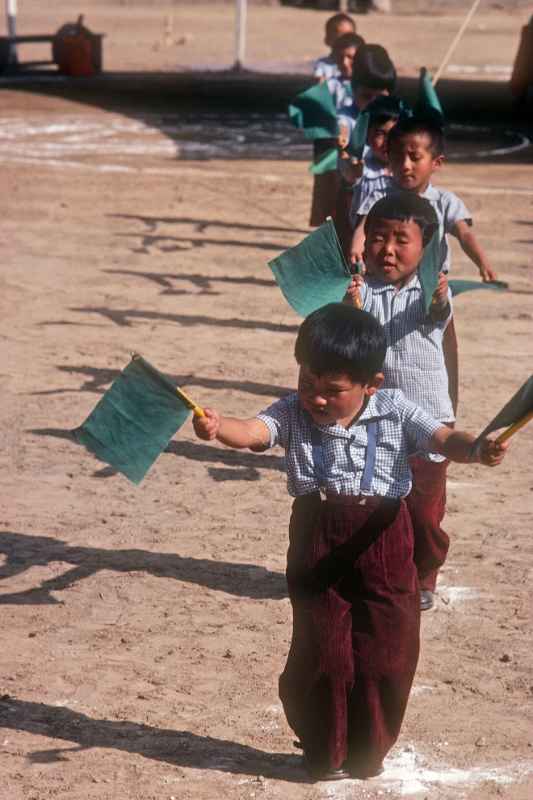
327, 32, 366, 112
350, 115, 497, 282
314, 12, 357, 82
334, 44, 397, 254
193, 304, 506, 780
346, 193, 458, 609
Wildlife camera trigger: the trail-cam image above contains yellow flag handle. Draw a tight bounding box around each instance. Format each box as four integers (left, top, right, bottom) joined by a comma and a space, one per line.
495, 410, 533, 444
176, 386, 204, 418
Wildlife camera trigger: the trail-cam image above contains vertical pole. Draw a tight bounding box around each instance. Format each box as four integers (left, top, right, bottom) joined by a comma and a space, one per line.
234, 0, 246, 72
6, 0, 18, 66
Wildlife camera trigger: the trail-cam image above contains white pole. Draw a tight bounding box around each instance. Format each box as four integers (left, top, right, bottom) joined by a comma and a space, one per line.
432, 0, 483, 87
234, 0, 247, 71
5, 0, 18, 65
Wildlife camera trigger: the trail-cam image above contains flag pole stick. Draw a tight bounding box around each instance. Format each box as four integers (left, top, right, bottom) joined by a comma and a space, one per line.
432, 0, 483, 87
176, 386, 205, 418
495, 410, 533, 444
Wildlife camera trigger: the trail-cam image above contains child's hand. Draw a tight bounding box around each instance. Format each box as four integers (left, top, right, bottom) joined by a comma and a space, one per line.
193, 408, 220, 441
479, 263, 497, 283
338, 152, 364, 184
474, 437, 508, 467
337, 123, 350, 150
432, 272, 449, 308
345, 274, 364, 304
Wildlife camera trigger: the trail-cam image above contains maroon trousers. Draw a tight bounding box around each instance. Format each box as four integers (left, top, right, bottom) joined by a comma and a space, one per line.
279, 494, 420, 777
406, 456, 450, 593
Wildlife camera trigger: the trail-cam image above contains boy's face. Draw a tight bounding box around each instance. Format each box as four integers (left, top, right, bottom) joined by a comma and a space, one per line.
298, 365, 382, 428
388, 132, 443, 193
354, 86, 390, 112
368, 119, 397, 164
364, 217, 424, 288
325, 20, 355, 48
334, 45, 357, 79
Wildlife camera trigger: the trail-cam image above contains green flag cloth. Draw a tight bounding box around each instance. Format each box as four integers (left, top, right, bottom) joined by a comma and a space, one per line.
418, 231, 441, 312
347, 111, 369, 159
476, 375, 533, 441
269, 219, 351, 317
417, 67, 444, 121
309, 147, 338, 175
288, 81, 339, 140
450, 279, 509, 296
73, 355, 191, 484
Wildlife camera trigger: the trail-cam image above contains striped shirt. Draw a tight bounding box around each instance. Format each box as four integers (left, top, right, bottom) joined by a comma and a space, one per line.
357, 182, 472, 273
257, 389, 443, 499
349, 147, 392, 226
313, 55, 339, 81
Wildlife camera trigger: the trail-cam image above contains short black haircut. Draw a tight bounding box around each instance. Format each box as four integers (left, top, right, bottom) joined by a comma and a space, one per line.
295, 304, 386, 383
325, 13, 356, 38
351, 44, 396, 93
333, 32, 365, 53
366, 95, 406, 129
387, 114, 445, 157
364, 193, 439, 246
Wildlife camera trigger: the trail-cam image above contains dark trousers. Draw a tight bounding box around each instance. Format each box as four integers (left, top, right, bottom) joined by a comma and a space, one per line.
406, 456, 450, 593
279, 494, 420, 777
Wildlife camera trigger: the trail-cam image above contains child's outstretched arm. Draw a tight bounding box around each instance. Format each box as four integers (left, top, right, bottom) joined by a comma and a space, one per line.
193, 408, 270, 451
430, 426, 508, 466
452, 220, 497, 282
350, 216, 366, 265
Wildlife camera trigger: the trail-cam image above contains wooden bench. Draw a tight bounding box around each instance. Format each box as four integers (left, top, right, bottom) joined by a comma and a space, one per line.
0, 32, 104, 73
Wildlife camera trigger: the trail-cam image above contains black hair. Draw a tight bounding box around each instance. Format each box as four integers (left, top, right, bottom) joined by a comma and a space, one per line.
351, 44, 396, 93
364, 193, 439, 246
332, 32, 365, 53
325, 13, 356, 38
294, 304, 386, 383
387, 114, 445, 157
365, 95, 406, 129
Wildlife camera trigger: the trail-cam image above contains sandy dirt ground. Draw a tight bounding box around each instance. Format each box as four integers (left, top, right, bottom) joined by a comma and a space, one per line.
1, 4, 533, 800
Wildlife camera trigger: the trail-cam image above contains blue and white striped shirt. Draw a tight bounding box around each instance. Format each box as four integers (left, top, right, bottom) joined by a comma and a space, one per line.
257, 389, 443, 499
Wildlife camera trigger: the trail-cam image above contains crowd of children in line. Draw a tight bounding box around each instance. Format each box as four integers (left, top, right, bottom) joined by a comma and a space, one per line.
193, 11, 508, 786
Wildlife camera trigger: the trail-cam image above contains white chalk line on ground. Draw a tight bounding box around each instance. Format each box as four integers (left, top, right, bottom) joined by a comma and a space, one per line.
316, 746, 533, 797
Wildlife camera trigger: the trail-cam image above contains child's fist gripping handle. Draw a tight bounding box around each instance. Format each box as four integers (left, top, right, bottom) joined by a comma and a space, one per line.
193, 408, 220, 441
347, 262, 365, 309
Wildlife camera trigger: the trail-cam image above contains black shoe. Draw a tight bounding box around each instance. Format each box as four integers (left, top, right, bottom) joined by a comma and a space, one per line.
420, 590, 434, 611
303, 754, 350, 781
347, 761, 384, 779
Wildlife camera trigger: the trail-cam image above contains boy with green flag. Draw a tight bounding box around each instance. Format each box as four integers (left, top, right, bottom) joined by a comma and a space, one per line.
345, 193, 457, 611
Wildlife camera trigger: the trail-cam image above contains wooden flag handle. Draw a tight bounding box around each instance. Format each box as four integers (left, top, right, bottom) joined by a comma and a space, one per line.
176, 386, 205, 418
495, 410, 533, 444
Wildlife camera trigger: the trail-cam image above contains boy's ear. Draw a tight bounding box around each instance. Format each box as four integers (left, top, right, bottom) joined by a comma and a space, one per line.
433, 154, 444, 171
365, 373, 384, 396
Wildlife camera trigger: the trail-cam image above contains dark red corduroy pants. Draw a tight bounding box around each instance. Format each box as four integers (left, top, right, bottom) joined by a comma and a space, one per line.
406, 456, 450, 593
279, 494, 420, 777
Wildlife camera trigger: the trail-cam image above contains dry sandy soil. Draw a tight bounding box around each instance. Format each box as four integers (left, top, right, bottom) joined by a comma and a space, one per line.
1, 3, 533, 800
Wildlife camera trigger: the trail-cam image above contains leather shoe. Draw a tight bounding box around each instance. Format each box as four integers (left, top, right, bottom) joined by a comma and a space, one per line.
420, 590, 434, 611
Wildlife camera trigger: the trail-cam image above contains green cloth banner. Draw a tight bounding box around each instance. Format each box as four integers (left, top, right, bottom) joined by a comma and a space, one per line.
288, 81, 339, 140
418, 231, 442, 312
309, 147, 338, 175
269, 219, 351, 317
476, 375, 533, 442
73, 355, 191, 484
417, 67, 444, 121
450, 279, 509, 296
347, 111, 369, 159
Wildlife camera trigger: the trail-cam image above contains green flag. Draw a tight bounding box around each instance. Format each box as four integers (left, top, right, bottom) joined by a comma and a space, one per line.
347, 111, 369, 159
476, 375, 533, 442
73, 355, 194, 484
288, 81, 339, 140
418, 230, 441, 312
450, 279, 509, 296
268, 219, 351, 317
309, 147, 338, 175
417, 67, 444, 121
